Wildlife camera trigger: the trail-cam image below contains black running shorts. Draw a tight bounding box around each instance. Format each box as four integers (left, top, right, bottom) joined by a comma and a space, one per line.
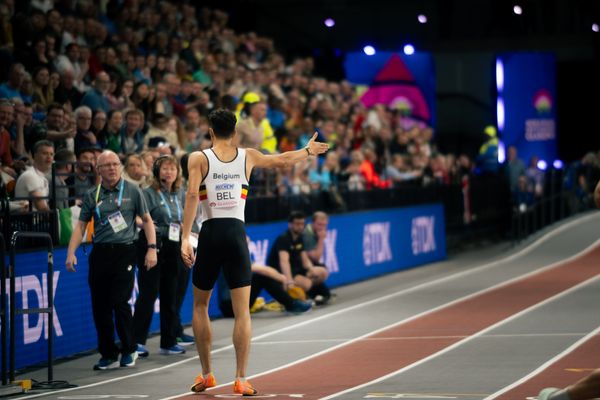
192, 218, 252, 290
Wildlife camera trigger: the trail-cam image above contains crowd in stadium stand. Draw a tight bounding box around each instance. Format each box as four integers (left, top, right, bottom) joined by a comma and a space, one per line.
0, 0, 598, 215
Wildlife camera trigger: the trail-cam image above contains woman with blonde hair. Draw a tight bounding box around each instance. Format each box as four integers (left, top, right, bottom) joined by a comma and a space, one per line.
122, 153, 150, 188
134, 155, 190, 357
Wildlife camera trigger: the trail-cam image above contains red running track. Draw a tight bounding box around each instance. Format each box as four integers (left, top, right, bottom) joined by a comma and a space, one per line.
179, 244, 600, 399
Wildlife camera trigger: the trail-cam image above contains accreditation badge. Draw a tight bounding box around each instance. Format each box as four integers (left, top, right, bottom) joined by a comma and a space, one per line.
108, 211, 128, 233
169, 223, 181, 242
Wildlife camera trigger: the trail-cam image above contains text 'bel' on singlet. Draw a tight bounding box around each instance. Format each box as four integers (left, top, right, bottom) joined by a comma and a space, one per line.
199, 148, 249, 223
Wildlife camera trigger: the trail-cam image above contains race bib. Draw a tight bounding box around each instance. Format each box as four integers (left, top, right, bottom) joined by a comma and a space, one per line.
207, 182, 241, 209
108, 211, 128, 233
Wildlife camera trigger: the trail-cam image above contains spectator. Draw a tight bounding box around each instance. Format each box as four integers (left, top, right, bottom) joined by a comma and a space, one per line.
267, 211, 331, 305
14, 139, 54, 211
9, 100, 32, 159
0, 63, 26, 100
53, 148, 76, 209
19, 72, 34, 104
66, 147, 97, 201
25, 103, 74, 152
91, 109, 107, 137
119, 109, 144, 155
359, 147, 391, 189
97, 109, 122, 152
32, 66, 54, 110
513, 175, 534, 211
0, 99, 15, 177
526, 155, 544, 198
476, 125, 500, 175
80, 71, 111, 113
218, 237, 312, 317
302, 211, 334, 305
65, 150, 157, 371
53, 68, 83, 109
236, 98, 277, 153
54, 43, 86, 91
505, 145, 526, 193
122, 153, 149, 189
385, 153, 420, 184
73, 106, 97, 155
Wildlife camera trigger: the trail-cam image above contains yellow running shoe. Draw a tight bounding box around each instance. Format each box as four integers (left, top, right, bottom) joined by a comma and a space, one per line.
233, 379, 258, 396
250, 297, 265, 313
190, 373, 216, 392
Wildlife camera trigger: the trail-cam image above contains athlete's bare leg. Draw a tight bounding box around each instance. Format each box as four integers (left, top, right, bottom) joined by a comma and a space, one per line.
230, 285, 252, 378
192, 286, 213, 375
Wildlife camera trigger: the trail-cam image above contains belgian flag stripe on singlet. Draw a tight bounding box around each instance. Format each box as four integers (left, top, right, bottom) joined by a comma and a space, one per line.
241, 184, 248, 199
199, 185, 207, 201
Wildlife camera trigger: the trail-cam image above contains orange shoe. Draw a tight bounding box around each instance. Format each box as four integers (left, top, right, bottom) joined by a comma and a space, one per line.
233, 379, 258, 396
190, 373, 217, 392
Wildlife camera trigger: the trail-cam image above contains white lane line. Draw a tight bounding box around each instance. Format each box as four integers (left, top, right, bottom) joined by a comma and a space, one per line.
483, 326, 600, 400
251, 332, 591, 346
13, 212, 600, 400
320, 274, 600, 400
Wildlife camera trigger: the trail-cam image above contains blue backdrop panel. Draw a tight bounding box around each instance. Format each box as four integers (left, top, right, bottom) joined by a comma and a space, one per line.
499, 52, 557, 165
3, 204, 445, 369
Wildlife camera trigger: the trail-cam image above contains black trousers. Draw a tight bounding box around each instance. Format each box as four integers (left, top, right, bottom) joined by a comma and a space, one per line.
174, 260, 191, 338
220, 272, 295, 318
88, 243, 136, 359
134, 239, 182, 348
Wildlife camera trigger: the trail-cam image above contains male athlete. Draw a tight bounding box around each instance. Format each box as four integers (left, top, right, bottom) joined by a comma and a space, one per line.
181, 108, 328, 396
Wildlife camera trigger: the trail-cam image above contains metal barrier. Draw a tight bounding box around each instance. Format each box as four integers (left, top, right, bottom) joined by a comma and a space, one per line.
0, 233, 6, 386
8, 232, 54, 383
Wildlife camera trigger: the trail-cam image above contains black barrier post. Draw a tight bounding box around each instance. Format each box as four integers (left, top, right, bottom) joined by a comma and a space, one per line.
9, 232, 54, 383
0, 233, 6, 386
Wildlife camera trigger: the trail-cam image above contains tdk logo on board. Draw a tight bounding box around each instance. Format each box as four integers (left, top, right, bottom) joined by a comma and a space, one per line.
411, 216, 436, 255
363, 222, 392, 266
248, 238, 269, 266
10, 272, 63, 344
322, 229, 339, 273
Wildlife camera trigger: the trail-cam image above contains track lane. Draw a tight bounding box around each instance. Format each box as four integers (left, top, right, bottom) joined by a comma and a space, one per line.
173, 242, 600, 399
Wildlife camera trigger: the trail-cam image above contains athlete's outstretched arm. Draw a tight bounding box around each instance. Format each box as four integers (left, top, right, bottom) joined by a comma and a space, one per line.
181, 151, 204, 267
248, 132, 328, 170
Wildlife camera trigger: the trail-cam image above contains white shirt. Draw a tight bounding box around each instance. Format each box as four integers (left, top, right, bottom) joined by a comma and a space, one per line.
14, 166, 49, 211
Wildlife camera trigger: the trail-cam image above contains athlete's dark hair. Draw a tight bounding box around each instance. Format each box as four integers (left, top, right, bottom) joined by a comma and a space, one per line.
288, 210, 305, 222
208, 108, 237, 139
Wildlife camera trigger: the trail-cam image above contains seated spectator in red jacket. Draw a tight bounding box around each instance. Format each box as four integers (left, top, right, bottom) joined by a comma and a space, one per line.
355, 148, 391, 189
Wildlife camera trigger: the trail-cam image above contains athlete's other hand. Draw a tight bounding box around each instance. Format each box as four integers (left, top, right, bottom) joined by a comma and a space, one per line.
181, 238, 195, 267
307, 132, 329, 156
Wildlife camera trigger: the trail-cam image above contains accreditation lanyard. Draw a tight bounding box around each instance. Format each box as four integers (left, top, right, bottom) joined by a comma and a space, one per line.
158, 190, 182, 222
95, 179, 125, 224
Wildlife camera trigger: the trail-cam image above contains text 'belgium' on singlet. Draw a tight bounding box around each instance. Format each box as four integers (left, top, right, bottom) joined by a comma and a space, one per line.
199, 148, 249, 222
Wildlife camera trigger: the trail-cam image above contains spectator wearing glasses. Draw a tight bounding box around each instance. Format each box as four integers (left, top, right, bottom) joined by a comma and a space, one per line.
65, 150, 158, 371
73, 106, 98, 155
